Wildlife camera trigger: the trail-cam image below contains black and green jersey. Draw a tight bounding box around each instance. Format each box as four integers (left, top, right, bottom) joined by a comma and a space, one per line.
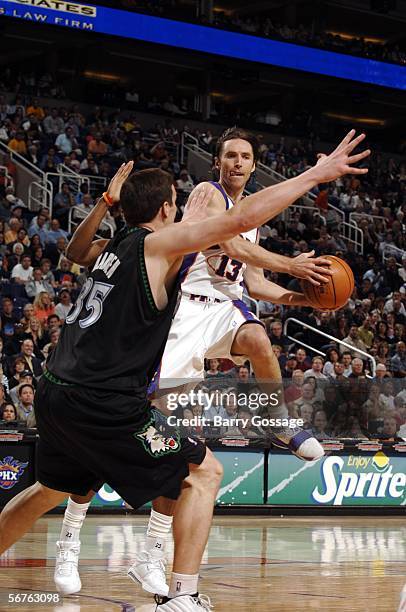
47, 227, 179, 393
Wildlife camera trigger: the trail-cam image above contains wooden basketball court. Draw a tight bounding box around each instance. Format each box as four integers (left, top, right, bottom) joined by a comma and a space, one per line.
0, 515, 404, 611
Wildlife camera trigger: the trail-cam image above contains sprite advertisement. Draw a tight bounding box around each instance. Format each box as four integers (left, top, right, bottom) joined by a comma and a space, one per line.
268, 451, 406, 506
59, 449, 406, 508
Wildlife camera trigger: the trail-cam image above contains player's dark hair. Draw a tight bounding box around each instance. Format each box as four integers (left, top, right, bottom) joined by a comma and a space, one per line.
120, 168, 174, 227
215, 126, 259, 162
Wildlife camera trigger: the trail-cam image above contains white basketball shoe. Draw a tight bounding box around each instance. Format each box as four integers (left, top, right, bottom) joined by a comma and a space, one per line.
154, 594, 213, 611
54, 540, 81, 595
270, 426, 325, 461
127, 551, 169, 596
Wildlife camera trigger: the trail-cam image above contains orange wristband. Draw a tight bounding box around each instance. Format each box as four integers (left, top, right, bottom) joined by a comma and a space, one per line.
102, 192, 115, 207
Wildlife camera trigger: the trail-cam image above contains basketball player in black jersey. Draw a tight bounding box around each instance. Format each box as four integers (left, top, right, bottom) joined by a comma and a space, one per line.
0, 131, 370, 611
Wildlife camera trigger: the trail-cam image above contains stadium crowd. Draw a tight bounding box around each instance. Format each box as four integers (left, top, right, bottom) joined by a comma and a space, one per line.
102, 0, 406, 67
0, 93, 405, 442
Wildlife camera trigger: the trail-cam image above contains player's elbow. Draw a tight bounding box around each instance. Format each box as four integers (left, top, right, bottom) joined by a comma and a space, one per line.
246, 283, 262, 300
66, 244, 87, 266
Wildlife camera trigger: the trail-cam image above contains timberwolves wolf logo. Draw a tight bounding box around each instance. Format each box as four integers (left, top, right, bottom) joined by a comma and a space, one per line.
0, 456, 28, 490
135, 422, 180, 457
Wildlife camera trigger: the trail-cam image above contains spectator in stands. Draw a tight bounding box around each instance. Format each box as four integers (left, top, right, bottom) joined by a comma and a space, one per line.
0, 402, 17, 423
374, 363, 389, 382
5, 218, 21, 245
45, 219, 69, 247
54, 289, 72, 323
376, 341, 390, 368
55, 126, 78, 156
11, 254, 33, 285
28, 212, 50, 245
304, 356, 328, 381
298, 403, 314, 429
15, 383, 36, 427
379, 380, 396, 412
18, 339, 43, 377
9, 357, 30, 390
53, 258, 77, 289
26, 98, 44, 121
399, 256, 406, 284
8, 132, 27, 156
311, 409, 329, 439
381, 415, 398, 440
40, 258, 56, 287
348, 357, 364, 377
23, 317, 44, 357
385, 291, 406, 316
292, 381, 321, 416
294, 347, 311, 372
41, 327, 60, 360
73, 193, 94, 221
328, 360, 344, 382
322, 348, 339, 377
31, 245, 45, 269
341, 324, 368, 358
268, 320, 290, 352
9, 369, 35, 405
88, 133, 108, 156
390, 341, 406, 378
43, 107, 65, 137
281, 353, 297, 379
205, 359, 225, 380
53, 184, 75, 228
176, 169, 195, 193
285, 369, 304, 404
358, 316, 374, 349
25, 268, 55, 299
341, 351, 353, 377
33, 291, 55, 325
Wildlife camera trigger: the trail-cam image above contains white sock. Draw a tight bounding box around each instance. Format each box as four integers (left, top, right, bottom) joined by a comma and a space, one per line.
146, 509, 173, 558
59, 498, 90, 544
168, 572, 199, 598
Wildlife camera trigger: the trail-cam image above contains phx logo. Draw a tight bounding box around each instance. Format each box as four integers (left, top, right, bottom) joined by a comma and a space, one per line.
0, 456, 28, 490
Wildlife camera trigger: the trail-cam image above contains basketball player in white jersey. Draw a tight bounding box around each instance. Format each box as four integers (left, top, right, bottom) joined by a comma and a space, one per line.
53, 128, 365, 601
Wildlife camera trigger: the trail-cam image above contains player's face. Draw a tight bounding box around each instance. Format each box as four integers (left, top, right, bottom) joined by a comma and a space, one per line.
217, 139, 255, 191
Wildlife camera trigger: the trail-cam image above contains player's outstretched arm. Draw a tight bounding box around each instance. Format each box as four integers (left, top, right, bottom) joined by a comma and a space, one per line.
148, 130, 370, 259
66, 161, 133, 266
221, 237, 332, 286
192, 188, 332, 285
243, 265, 312, 307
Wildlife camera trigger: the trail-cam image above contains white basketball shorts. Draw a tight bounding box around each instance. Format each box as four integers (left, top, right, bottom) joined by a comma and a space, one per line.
153, 294, 263, 390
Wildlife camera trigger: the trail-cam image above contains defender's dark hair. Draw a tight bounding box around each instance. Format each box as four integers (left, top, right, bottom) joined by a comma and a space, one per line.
215, 127, 260, 162
120, 168, 174, 227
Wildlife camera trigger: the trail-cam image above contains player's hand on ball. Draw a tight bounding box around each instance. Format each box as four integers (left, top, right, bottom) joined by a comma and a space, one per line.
106, 160, 134, 203
290, 250, 332, 286
183, 182, 217, 223
312, 129, 370, 183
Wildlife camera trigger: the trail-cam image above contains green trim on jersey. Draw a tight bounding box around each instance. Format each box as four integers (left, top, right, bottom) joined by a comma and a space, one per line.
43, 369, 76, 387
137, 231, 160, 315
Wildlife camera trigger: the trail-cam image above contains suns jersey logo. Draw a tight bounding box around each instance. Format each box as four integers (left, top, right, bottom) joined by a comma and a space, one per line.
135, 422, 180, 457
0, 456, 29, 490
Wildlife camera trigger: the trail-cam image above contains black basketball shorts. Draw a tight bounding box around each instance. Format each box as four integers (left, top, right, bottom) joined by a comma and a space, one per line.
35, 375, 206, 508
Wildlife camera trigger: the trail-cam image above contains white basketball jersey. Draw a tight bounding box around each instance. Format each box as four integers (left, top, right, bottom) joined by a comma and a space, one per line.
180, 182, 258, 301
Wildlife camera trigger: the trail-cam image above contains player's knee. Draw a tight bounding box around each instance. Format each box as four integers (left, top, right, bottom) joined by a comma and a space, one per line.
201, 450, 223, 488
34, 482, 67, 510
190, 449, 223, 492
239, 326, 271, 358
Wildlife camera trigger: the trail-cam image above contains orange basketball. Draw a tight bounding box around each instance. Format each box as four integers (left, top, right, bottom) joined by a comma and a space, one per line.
302, 255, 355, 311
